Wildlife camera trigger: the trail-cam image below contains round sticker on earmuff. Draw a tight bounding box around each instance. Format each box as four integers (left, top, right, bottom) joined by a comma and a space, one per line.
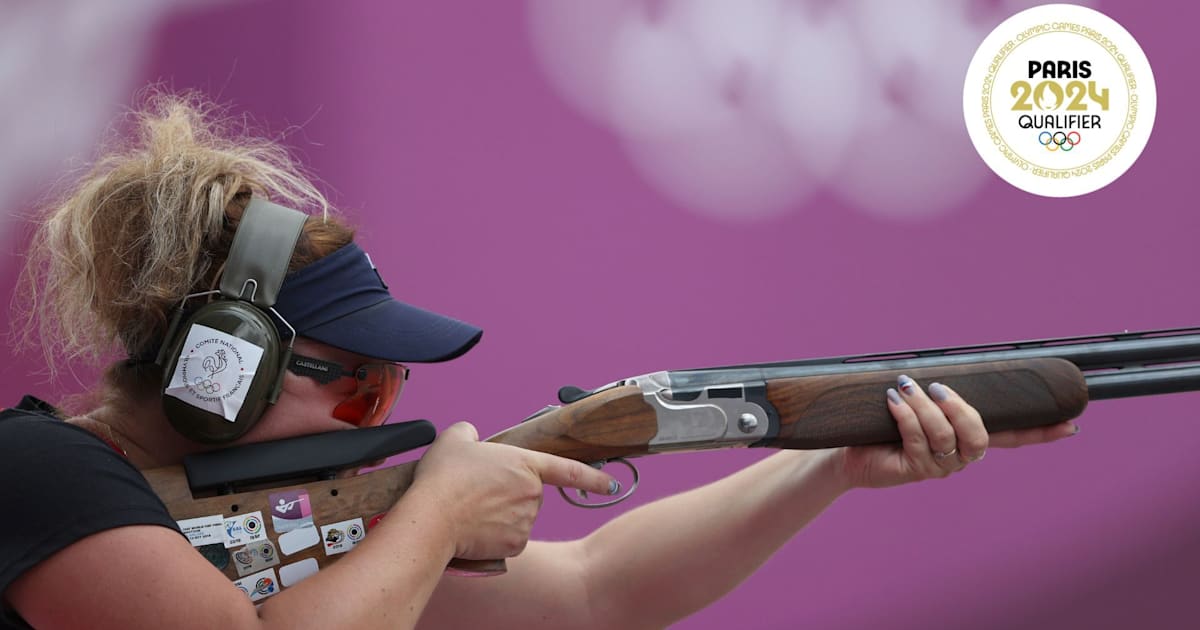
164, 323, 265, 422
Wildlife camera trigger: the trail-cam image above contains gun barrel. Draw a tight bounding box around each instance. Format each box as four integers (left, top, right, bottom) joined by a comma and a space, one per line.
668, 327, 1200, 400
1085, 364, 1200, 400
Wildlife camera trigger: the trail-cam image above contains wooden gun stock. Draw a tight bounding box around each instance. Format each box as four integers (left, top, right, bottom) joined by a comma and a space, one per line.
145, 462, 418, 581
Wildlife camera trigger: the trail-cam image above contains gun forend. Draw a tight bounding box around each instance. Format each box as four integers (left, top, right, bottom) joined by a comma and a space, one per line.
763, 357, 1087, 449
491, 358, 1088, 458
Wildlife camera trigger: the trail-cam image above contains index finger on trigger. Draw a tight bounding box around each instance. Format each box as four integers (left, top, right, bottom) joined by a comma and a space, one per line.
526, 451, 620, 497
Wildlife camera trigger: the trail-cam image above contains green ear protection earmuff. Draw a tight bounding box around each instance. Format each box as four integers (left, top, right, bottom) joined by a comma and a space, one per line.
154, 198, 308, 444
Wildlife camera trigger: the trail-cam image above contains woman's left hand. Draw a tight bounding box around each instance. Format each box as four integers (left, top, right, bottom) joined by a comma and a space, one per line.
835, 374, 1080, 489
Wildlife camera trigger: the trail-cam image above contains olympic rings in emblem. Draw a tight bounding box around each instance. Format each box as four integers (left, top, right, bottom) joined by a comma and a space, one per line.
1038, 130, 1081, 152
192, 377, 221, 394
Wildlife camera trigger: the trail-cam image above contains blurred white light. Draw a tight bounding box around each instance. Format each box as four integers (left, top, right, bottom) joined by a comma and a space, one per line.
0, 0, 234, 239
527, 0, 1101, 221
766, 7, 864, 179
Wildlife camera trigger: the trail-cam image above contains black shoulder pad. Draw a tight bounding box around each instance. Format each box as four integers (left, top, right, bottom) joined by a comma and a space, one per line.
183, 420, 435, 493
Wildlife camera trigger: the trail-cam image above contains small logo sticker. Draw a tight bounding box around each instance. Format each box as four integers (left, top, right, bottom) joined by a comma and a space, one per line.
233, 540, 281, 577
164, 324, 265, 422
255, 576, 275, 596
224, 511, 267, 548
233, 568, 279, 603
269, 490, 313, 534
963, 4, 1156, 197
198, 543, 230, 570
320, 518, 366, 556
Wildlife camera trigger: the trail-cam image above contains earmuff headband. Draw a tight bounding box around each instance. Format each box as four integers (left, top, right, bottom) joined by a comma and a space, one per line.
222, 199, 307, 308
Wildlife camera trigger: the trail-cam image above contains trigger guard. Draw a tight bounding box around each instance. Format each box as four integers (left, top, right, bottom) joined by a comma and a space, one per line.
558, 457, 639, 509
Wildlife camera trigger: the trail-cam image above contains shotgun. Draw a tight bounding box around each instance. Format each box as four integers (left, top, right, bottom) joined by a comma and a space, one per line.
144, 326, 1200, 595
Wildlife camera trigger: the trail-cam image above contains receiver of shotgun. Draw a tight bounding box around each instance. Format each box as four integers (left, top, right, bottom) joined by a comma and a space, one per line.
147, 326, 1200, 588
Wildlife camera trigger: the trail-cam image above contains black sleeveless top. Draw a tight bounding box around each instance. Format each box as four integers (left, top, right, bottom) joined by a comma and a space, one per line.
0, 397, 181, 629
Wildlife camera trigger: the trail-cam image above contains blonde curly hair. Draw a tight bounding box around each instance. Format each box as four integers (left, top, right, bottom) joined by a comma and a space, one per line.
21, 91, 354, 376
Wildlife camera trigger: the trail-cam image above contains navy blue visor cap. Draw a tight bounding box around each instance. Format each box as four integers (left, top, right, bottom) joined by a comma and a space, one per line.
274, 242, 482, 363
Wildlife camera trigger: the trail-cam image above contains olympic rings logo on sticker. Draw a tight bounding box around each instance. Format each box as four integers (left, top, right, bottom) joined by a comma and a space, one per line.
169, 325, 264, 419
192, 377, 221, 394
963, 5, 1156, 197
1038, 131, 1082, 152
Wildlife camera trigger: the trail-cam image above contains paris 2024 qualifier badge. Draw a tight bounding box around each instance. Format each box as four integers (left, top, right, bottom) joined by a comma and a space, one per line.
963, 4, 1156, 197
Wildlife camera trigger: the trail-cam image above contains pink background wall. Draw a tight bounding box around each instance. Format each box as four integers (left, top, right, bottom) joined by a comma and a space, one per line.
2, 2, 1197, 628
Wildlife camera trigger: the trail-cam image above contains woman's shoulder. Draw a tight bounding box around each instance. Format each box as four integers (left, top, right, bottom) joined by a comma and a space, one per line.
0, 397, 181, 606
0, 395, 61, 418
0, 395, 169, 513
1, 397, 80, 447
0, 396, 113, 457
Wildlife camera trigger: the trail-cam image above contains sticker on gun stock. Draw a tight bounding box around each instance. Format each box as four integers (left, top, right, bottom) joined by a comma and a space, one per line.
224, 511, 267, 548
269, 489, 313, 533
198, 543, 230, 570
233, 540, 280, 577
233, 567, 279, 603
177, 514, 225, 547
278, 525, 320, 556
320, 518, 365, 556
279, 558, 320, 587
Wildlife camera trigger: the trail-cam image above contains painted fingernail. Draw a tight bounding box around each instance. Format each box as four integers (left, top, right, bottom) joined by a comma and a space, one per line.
886, 388, 902, 405
609, 480, 621, 495
928, 382, 950, 402
1070, 424, 1081, 436
897, 374, 916, 395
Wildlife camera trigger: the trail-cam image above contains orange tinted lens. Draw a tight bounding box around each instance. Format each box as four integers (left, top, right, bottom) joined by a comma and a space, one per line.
332, 363, 403, 427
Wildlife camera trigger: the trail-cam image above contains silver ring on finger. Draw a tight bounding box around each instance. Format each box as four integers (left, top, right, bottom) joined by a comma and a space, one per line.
933, 447, 958, 461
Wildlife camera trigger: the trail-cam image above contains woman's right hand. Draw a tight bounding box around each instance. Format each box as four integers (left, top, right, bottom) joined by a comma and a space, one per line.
413, 422, 618, 560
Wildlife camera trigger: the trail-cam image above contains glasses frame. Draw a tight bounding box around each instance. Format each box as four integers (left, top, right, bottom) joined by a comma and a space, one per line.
287, 352, 409, 426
